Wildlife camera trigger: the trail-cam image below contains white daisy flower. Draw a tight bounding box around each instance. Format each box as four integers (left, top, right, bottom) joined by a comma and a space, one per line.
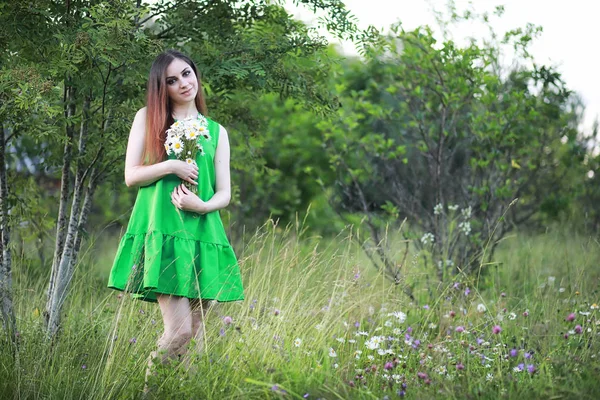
477, 303, 487, 313
171, 138, 184, 155
294, 338, 302, 347
329, 348, 337, 357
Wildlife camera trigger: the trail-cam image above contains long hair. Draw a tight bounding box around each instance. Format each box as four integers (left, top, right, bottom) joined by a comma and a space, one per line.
142, 49, 208, 165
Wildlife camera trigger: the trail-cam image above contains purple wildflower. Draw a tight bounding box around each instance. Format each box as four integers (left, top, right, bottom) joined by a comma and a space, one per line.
527, 364, 535, 374
417, 372, 428, 380
492, 325, 502, 334
566, 313, 576, 322
223, 316, 233, 325
406, 326, 413, 334
398, 390, 406, 397
423, 305, 430, 310
455, 326, 465, 333
523, 311, 529, 317
575, 325, 583, 334
465, 287, 471, 296
517, 363, 525, 371
476, 337, 484, 345
303, 394, 309, 399
274, 309, 280, 316
524, 352, 532, 360
384, 361, 394, 370
219, 328, 226, 336
82, 365, 87, 370
354, 321, 360, 328
412, 339, 421, 349
453, 282, 460, 289
510, 348, 518, 357
501, 292, 506, 297
129, 337, 137, 344
456, 362, 465, 370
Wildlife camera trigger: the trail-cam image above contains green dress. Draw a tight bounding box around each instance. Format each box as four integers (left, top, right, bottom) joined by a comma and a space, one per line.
107, 116, 244, 303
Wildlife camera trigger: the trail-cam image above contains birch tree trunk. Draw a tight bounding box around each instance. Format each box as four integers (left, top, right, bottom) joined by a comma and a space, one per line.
46, 95, 89, 338
44, 85, 76, 326
0, 123, 17, 348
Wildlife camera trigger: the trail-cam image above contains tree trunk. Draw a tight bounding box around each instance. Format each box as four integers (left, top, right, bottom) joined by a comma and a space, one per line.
46, 95, 89, 339
45, 85, 76, 326
0, 123, 17, 349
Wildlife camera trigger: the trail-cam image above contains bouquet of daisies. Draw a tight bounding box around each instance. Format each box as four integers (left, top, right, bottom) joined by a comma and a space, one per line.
164, 116, 211, 194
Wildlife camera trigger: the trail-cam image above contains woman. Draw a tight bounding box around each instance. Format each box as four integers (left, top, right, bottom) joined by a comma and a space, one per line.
107, 49, 244, 388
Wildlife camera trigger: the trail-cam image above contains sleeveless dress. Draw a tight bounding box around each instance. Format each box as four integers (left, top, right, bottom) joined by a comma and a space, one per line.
107, 116, 245, 303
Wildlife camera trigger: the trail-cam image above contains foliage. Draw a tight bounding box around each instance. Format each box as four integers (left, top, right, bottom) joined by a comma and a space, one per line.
319, 15, 591, 282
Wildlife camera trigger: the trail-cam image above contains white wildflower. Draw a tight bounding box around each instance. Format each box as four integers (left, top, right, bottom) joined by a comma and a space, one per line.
434, 203, 443, 215
421, 232, 435, 245
462, 206, 472, 219
458, 221, 471, 236
508, 312, 517, 320
294, 338, 302, 347
448, 204, 459, 211
329, 348, 337, 357
477, 303, 487, 313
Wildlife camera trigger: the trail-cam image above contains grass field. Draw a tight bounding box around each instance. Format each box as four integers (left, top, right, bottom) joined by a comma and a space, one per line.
1, 222, 600, 399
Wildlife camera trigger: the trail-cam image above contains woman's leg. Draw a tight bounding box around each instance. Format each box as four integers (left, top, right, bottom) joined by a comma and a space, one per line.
189, 298, 213, 352
145, 294, 193, 390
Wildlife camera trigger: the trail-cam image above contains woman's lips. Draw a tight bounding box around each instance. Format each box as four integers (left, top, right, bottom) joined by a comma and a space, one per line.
181, 88, 193, 96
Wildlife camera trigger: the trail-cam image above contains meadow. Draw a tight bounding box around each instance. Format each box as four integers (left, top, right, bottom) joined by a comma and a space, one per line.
1, 222, 599, 399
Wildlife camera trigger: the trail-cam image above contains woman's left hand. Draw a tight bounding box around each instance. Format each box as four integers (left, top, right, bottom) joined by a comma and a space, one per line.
171, 184, 207, 214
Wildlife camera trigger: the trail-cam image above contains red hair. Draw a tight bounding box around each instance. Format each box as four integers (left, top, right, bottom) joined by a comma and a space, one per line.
142, 50, 208, 165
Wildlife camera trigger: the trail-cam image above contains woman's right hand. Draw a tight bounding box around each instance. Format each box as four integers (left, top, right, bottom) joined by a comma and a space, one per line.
169, 160, 199, 185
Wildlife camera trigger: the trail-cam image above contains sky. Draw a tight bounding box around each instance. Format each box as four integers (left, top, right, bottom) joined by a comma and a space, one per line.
286, 0, 600, 134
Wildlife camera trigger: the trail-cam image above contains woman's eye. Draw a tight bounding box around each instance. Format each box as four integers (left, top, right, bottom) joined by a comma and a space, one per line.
183, 70, 190, 77
167, 79, 176, 85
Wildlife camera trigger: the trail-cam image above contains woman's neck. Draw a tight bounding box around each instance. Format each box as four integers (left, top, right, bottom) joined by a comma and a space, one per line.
171, 101, 199, 120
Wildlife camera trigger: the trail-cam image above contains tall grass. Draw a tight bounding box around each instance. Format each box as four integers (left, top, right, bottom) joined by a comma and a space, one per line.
1, 223, 599, 399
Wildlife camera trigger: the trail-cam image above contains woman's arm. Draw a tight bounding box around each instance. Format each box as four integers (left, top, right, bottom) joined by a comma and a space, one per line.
124, 108, 175, 188
201, 124, 232, 212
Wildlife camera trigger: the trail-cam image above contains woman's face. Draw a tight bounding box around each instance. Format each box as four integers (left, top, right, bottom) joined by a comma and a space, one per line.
165, 58, 198, 104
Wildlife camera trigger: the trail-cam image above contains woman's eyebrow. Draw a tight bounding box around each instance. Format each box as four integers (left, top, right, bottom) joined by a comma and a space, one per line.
166, 68, 190, 80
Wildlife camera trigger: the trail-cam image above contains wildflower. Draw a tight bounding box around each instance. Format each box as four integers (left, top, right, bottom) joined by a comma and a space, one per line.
523, 310, 529, 317
219, 328, 226, 336
459, 221, 471, 235
434, 203, 443, 215
455, 326, 465, 333
456, 362, 465, 370
82, 365, 87, 370
129, 337, 137, 344
501, 292, 506, 297
354, 321, 360, 328
477, 303, 486, 313
465, 287, 471, 296
462, 206, 472, 218
575, 325, 583, 334
486, 373, 494, 381
510, 348, 518, 357
527, 364, 536, 374
384, 320, 393, 327
492, 325, 502, 334
453, 282, 460, 289
524, 352, 532, 359
566, 313, 576, 322
329, 348, 337, 357
223, 316, 233, 325
417, 372, 428, 379
274, 309, 280, 316
336, 337, 345, 343
513, 364, 524, 372
423, 305, 430, 310
294, 338, 302, 347
421, 233, 435, 245
508, 312, 517, 320
548, 276, 556, 285
315, 323, 324, 331
449, 204, 459, 211
449, 310, 456, 318
591, 304, 599, 310
384, 362, 394, 370
559, 288, 566, 293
